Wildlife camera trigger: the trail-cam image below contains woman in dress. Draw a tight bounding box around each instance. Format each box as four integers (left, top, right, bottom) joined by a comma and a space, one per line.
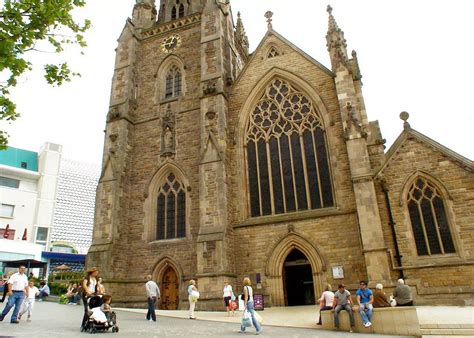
239, 277, 262, 335
81, 267, 98, 330
188, 280, 198, 319
317, 284, 335, 325
223, 281, 235, 317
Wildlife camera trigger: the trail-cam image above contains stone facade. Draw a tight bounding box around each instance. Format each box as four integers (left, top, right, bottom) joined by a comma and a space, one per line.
87, 1, 474, 309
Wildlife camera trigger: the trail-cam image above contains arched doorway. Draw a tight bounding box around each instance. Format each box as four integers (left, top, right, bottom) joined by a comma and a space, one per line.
160, 266, 179, 310
283, 248, 315, 306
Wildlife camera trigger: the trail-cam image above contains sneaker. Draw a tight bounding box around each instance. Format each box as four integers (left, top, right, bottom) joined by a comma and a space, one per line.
11, 320, 20, 324
27, 317, 32, 322
0, 315, 4, 321
149, 319, 153, 322
256, 329, 263, 335
238, 330, 246, 334
366, 321, 372, 327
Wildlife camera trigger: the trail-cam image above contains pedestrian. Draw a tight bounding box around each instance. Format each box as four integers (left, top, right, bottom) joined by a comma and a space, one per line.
0, 272, 14, 303
81, 267, 99, 330
223, 281, 235, 317
333, 284, 355, 332
393, 279, 413, 306
373, 283, 391, 308
0, 265, 28, 324
18, 280, 39, 321
37, 281, 50, 301
239, 277, 262, 335
188, 280, 198, 319
356, 280, 374, 327
145, 275, 160, 322
317, 284, 334, 325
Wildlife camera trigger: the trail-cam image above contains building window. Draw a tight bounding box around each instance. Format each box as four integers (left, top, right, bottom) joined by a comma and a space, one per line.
21, 162, 27, 169
267, 47, 280, 58
0, 204, 15, 218
165, 65, 182, 98
36, 227, 49, 243
0, 176, 20, 189
407, 178, 456, 256
179, 4, 185, 17
245, 78, 334, 217
171, 1, 185, 20
156, 173, 186, 240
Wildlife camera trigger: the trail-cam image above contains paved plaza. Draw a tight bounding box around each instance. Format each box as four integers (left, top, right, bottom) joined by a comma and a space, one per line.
0, 302, 414, 337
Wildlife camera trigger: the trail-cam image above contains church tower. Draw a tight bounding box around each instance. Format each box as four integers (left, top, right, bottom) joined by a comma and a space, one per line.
88, 0, 249, 309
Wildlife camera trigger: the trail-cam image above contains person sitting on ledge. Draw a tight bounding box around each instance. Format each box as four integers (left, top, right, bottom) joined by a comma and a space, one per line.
393, 279, 413, 307
37, 281, 50, 302
333, 284, 355, 333
373, 283, 391, 308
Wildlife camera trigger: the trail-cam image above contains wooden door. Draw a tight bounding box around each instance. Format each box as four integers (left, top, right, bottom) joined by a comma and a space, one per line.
160, 267, 179, 310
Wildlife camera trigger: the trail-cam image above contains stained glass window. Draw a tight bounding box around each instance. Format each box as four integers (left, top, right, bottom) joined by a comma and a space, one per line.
156, 174, 186, 240
245, 79, 334, 217
407, 178, 455, 256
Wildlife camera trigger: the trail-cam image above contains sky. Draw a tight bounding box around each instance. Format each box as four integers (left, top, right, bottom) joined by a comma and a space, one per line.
3, 0, 473, 165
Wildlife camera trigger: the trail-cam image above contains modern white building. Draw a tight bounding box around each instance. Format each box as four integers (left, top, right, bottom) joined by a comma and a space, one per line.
0, 143, 62, 263
0, 143, 100, 274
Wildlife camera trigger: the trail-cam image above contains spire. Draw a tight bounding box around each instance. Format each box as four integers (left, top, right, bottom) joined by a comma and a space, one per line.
235, 12, 249, 55
132, 0, 157, 30
326, 5, 349, 71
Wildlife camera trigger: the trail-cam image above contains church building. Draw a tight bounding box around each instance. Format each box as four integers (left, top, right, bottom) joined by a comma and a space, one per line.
87, 0, 474, 309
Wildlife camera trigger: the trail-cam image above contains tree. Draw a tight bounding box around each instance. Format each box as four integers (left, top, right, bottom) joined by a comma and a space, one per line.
0, 0, 91, 149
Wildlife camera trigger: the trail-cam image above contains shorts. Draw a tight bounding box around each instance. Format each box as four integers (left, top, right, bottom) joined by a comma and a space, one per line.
224, 296, 231, 306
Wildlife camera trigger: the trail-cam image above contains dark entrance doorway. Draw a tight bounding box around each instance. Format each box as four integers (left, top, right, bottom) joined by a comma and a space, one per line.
160, 266, 179, 310
283, 249, 315, 306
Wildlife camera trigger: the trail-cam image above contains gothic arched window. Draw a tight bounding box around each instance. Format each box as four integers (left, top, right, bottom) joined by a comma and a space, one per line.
245, 79, 334, 217
179, 4, 185, 17
156, 173, 186, 240
407, 178, 455, 256
267, 47, 280, 59
165, 65, 182, 98
171, 6, 177, 20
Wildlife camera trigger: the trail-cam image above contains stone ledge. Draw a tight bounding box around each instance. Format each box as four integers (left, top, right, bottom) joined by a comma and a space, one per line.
322, 306, 420, 336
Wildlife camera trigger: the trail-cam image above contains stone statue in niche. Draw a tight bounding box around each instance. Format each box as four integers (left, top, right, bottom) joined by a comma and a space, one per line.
161, 104, 176, 158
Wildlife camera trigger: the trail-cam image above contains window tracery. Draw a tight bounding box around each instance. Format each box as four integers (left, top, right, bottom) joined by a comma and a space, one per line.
165, 65, 182, 98
156, 173, 186, 240
267, 47, 280, 58
407, 177, 455, 256
245, 79, 334, 217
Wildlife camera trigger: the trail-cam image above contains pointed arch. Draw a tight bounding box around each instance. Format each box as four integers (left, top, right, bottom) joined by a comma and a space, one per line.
266, 45, 282, 59
399, 170, 453, 206
400, 171, 459, 257
152, 255, 184, 283
235, 68, 335, 219
265, 231, 326, 306
143, 162, 191, 242
155, 54, 186, 102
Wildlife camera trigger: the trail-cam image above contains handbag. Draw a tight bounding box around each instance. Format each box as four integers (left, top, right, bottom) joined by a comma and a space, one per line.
191, 290, 200, 302
231, 293, 236, 301
242, 310, 252, 328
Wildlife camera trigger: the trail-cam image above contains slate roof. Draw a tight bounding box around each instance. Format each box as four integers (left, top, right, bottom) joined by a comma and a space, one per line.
51, 159, 100, 254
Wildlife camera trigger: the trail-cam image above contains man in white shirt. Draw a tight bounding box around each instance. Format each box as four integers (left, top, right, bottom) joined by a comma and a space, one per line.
145, 275, 160, 322
0, 265, 29, 324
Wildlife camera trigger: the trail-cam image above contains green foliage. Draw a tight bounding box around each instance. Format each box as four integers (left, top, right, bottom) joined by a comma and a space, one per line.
49, 281, 68, 296
59, 294, 69, 304
0, 0, 90, 149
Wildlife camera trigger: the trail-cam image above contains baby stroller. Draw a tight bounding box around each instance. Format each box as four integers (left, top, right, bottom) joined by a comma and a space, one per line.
81, 295, 119, 334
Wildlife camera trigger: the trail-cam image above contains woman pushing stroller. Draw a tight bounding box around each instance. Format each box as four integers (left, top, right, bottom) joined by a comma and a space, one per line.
81, 267, 99, 330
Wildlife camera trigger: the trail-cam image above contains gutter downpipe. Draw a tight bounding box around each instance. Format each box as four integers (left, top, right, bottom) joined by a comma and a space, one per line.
381, 182, 405, 280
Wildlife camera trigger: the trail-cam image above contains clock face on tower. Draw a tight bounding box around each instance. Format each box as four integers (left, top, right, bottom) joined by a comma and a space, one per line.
161, 35, 182, 54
